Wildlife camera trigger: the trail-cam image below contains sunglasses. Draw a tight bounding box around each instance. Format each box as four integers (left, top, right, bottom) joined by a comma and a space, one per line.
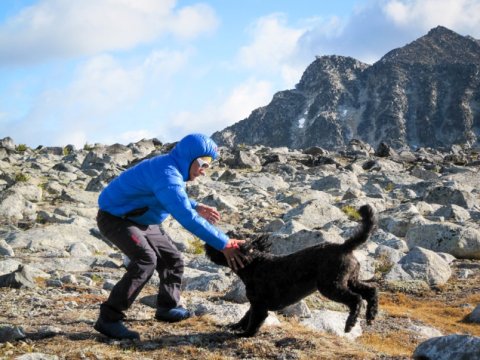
196, 156, 212, 169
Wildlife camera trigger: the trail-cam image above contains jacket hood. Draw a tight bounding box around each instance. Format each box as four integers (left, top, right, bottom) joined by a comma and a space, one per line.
169, 133, 219, 181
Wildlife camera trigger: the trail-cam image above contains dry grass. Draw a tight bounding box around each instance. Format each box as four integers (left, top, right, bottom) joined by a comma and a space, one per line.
358, 290, 480, 357
359, 331, 413, 357
1, 264, 479, 359
380, 292, 480, 335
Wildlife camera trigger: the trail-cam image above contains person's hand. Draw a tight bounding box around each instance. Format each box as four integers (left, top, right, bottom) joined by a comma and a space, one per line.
221, 239, 246, 272
196, 203, 221, 224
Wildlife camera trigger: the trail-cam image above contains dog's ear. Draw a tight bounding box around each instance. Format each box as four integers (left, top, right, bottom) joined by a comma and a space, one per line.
251, 234, 272, 253
204, 243, 229, 266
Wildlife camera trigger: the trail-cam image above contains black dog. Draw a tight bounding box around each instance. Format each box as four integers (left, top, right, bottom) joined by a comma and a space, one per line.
204, 204, 378, 337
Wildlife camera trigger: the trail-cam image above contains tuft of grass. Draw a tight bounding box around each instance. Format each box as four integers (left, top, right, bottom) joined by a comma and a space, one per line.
83, 143, 94, 151
62, 146, 72, 156
384, 182, 395, 192
188, 237, 205, 255
90, 274, 103, 284
15, 172, 30, 183
15, 144, 28, 152
36, 213, 47, 224
341, 205, 361, 221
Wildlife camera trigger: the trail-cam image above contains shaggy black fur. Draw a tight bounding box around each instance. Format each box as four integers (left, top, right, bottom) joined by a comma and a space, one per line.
205, 204, 378, 337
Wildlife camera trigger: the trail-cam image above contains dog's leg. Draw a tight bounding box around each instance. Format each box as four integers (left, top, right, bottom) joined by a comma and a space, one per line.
348, 280, 378, 325
230, 309, 250, 331
239, 304, 268, 337
320, 284, 363, 333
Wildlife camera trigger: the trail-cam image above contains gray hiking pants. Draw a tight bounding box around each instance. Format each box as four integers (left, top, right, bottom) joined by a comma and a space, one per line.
96, 210, 184, 321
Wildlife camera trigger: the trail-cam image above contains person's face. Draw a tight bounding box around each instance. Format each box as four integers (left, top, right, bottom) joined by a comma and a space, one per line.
189, 157, 210, 181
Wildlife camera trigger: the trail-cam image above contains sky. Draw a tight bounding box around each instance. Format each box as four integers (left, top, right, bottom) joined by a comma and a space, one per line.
1, 0, 479, 148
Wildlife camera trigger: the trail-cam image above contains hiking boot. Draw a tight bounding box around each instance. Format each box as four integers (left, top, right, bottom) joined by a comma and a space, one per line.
155, 306, 191, 323
94, 317, 140, 340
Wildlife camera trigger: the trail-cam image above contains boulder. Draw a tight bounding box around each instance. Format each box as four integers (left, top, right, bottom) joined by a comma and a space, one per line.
413, 335, 480, 360
406, 222, 480, 259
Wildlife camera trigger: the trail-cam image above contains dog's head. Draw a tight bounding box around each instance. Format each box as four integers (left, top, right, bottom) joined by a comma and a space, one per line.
204, 233, 272, 267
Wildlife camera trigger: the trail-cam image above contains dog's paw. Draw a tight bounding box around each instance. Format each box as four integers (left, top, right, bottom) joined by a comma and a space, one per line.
227, 322, 244, 331
236, 331, 256, 338
344, 323, 354, 333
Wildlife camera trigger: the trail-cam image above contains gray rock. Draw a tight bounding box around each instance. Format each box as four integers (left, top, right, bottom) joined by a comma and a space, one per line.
433, 204, 471, 223
424, 186, 476, 209
0, 191, 37, 222
283, 200, 346, 229
270, 229, 343, 255
300, 309, 362, 340
15, 353, 59, 360
200, 194, 239, 212
311, 172, 361, 195
0, 324, 25, 342
182, 268, 232, 292
413, 334, 480, 360
247, 173, 290, 192
374, 245, 405, 265
6, 224, 112, 254
273, 220, 308, 236
467, 304, 480, 323
0, 239, 14, 256
279, 300, 311, 318
0, 259, 22, 276
68, 242, 92, 257
406, 222, 480, 259
0, 265, 37, 288
378, 203, 421, 237
0, 137, 16, 151
408, 324, 443, 340
386, 247, 451, 286
279, 189, 332, 206
222, 279, 248, 303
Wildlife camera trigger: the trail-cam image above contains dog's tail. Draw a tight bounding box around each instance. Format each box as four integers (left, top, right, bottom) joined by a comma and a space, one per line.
339, 205, 377, 252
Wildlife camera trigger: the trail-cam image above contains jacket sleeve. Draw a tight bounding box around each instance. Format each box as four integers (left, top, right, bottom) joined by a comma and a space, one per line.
155, 184, 229, 250
189, 198, 198, 209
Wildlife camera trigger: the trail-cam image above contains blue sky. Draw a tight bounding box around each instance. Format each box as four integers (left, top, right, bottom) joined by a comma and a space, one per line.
1, 0, 479, 148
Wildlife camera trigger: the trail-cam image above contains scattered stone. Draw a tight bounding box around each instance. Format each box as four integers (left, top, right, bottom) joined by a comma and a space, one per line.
300, 309, 362, 340
0, 265, 37, 289
413, 334, 480, 360
0, 324, 26, 342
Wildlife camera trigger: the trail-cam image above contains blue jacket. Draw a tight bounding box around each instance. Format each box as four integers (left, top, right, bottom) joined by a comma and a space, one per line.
98, 134, 229, 250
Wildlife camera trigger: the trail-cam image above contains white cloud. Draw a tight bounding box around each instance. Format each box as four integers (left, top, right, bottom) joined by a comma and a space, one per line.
156, 78, 273, 142
237, 13, 309, 87
218, 78, 273, 125
296, 0, 480, 65
0, 0, 218, 65
10, 47, 192, 147
383, 0, 480, 35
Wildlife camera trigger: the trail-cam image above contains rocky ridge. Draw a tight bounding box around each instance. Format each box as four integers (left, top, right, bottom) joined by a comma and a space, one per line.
212, 26, 480, 151
0, 136, 480, 359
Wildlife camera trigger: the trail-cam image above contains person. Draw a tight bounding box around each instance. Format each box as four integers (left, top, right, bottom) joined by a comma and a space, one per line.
93, 133, 245, 340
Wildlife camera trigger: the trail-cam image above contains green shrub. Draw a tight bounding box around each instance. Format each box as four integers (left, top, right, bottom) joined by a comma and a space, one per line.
341, 205, 361, 221
83, 143, 94, 151
385, 182, 395, 192
90, 274, 103, 284
15, 172, 30, 182
16, 144, 28, 152
188, 237, 205, 255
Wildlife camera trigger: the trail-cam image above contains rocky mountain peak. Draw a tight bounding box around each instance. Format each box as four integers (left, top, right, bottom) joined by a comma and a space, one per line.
213, 26, 480, 151
296, 55, 369, 93
380, 26, 480, 65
